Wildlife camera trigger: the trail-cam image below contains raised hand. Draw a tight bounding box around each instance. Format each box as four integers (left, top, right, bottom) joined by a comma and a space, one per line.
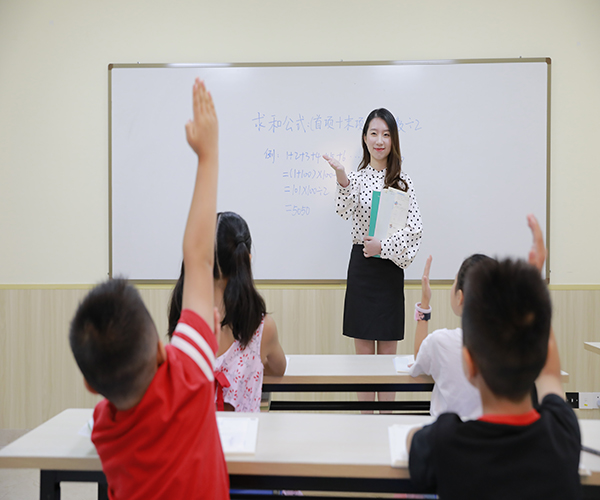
185, 79, 218, 160
322, 154, 349, 187
420, 255, 432, 308
526, 214, 546, 273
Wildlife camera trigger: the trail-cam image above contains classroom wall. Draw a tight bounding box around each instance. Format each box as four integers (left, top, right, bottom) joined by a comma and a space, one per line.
1, 0, 599, 428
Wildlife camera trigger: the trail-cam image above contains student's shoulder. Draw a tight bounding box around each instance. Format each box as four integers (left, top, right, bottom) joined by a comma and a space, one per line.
261, 314, 278, 341
539, 393, 580, 434
412, 412, 465, 451
423, 327, 462, 348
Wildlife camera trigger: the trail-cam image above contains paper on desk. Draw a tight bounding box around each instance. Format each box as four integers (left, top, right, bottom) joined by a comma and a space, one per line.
78, 417, 94, 438
389, 424, 422, 467
78, 415, 258, 455
393, 355, 415, 373
217, 417, 259, 454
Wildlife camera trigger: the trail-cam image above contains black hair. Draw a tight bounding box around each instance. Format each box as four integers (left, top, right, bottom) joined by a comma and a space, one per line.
358, 108, 407, 192
167, 262, 185, 340
167, 212, 266, 349
69, 278, 157, 406
462, 259, 552, 402
455, 254, 494, 293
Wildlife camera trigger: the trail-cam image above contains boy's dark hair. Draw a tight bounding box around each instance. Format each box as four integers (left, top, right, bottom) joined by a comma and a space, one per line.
462, 258, 551, 402
167, 212, 266, 348
70, 278, 157, 407
456, 253, 494, 292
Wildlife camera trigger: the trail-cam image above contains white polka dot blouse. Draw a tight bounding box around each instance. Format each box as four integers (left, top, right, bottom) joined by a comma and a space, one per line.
336, 165, 423, 269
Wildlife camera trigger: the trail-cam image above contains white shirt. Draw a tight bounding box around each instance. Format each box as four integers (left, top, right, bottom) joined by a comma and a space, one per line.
336, 166, 422, 269
410, 327, 483, 420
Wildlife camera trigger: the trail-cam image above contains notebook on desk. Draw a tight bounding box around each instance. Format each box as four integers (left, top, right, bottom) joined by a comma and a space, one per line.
217, 417, 259, 454
393, 355, 415, 373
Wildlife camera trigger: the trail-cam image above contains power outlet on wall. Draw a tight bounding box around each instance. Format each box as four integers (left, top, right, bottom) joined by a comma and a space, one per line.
579, 392, 600, 409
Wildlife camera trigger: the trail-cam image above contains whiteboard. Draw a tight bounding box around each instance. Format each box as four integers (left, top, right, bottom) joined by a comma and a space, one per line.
109, 60, 549, 281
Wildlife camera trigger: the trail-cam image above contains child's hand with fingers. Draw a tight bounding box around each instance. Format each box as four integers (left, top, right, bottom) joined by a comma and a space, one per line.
185, 78, 218, 160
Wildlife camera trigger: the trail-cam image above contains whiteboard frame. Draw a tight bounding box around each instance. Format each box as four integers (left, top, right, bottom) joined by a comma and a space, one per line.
108, 58, 551, 285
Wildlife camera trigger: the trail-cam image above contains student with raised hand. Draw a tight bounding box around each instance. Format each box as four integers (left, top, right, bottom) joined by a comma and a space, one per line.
409, 253, 491, 419
407, 215, 581, 500
168, 211, 287, 412
323, 108, 422, 409
69, 79, 230, 500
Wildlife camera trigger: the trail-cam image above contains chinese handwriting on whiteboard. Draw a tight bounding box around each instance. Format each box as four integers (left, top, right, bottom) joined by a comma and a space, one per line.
254, 113, 423, 216
253, 112, 422, 133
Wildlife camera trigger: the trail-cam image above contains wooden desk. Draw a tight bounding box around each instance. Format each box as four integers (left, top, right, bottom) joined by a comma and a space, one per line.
585, 342, 600, 355
263, 355, 570, 412
2, 409, 600, 499
0, 409, 433, 499
263, 354, 434, 412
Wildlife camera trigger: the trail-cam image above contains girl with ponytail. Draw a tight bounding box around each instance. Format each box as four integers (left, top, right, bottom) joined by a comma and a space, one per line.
168, 211, 286, 412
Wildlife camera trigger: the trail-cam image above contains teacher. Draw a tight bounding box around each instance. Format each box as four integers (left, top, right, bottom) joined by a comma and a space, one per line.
323, 108, 422, 408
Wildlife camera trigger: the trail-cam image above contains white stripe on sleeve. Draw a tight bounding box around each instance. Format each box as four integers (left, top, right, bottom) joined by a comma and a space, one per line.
171, 336, 215, 382
174, 322, 216, 368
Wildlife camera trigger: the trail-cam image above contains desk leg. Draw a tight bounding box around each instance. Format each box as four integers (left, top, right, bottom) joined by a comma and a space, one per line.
40, 470, 60, 500
39, 470, 108, 500
98, 482, 108, 500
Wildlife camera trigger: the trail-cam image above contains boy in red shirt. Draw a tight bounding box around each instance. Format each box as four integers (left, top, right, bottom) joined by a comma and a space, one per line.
69, 80, 229, 500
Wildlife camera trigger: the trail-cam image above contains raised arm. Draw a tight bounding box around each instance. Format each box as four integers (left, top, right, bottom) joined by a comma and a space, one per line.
536, 327, 563, 400
414, 255, 432, 359
181, 79, 219, 328
527, 213, 547, 273
526, 214, 562, 399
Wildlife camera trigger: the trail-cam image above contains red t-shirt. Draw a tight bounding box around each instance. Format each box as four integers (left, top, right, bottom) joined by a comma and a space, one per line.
92, 309, 230, 500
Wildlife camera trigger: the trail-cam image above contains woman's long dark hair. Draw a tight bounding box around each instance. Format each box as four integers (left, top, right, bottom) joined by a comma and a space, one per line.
167, 212, 266, 349
358, 108, 407, 192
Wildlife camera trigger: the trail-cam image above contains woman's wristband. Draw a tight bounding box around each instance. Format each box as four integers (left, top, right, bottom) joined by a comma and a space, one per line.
415, 302, 432, 321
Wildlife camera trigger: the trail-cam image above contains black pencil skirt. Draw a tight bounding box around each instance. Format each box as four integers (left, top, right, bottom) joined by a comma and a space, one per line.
342, 244, 405, 341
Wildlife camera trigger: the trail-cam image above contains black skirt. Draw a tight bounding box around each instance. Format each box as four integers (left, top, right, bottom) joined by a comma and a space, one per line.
343, 244, 405, 341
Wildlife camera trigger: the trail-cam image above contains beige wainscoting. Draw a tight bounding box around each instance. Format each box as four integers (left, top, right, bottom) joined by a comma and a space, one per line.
1, 286, 599, 428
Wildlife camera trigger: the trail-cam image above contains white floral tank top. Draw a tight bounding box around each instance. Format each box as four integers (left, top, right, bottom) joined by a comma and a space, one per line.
214, 318, 264, 412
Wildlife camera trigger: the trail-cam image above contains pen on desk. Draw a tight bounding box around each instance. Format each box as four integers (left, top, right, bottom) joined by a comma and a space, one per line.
582, 445, 600, 457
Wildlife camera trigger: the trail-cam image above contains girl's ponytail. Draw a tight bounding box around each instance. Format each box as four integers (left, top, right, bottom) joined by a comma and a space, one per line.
217, 212, 266, 348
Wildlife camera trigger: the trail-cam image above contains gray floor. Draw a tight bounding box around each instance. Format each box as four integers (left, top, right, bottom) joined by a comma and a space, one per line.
0, 430, 97, 500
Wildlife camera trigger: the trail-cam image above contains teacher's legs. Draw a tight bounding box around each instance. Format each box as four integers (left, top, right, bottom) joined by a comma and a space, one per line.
354, 339, 398, 413
355, 339, 376, 413
377, 340, 398, 413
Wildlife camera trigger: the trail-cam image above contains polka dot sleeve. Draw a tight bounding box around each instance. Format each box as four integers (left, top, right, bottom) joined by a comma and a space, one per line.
335, 171, 360, 221
379, 173, 423, 269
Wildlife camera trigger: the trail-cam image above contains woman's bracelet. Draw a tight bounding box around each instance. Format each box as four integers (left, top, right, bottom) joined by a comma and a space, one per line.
414, 302, 432, 321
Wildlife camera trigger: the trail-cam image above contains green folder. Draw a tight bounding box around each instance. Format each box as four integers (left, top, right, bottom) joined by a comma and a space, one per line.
368, 190, 382, 258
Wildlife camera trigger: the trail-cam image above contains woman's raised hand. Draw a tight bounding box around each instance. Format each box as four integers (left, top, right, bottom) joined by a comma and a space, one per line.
322, 154, 345, 172
322, 154, 349, 187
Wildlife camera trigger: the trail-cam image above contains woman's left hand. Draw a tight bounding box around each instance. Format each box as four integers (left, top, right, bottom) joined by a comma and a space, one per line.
363, 236, 381, 258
